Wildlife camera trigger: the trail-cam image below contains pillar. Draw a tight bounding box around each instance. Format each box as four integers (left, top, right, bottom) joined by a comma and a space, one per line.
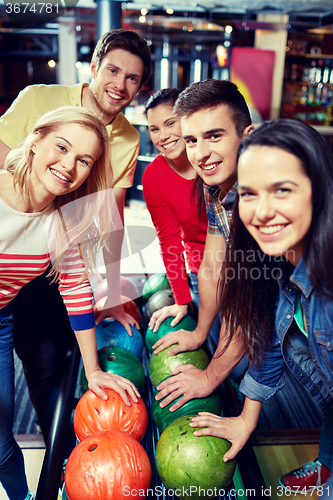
57, 13, 77, 85
94, 0, 122, 39
255, 14, 289, 120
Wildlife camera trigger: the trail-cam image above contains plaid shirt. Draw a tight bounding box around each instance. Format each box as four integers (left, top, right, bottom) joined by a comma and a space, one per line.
203, 183, 237, 242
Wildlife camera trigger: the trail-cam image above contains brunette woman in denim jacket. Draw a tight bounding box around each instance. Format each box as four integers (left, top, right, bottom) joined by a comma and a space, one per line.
189, 119, 333, 495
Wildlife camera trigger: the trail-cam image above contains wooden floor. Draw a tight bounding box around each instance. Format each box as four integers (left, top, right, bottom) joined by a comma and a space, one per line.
254, 443, 321, 500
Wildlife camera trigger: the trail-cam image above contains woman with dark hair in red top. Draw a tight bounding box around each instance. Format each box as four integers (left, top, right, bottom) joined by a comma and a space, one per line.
142, 88, 220, 346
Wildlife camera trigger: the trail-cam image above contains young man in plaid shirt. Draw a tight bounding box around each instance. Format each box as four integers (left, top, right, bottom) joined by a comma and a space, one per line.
152, 79, 253, 403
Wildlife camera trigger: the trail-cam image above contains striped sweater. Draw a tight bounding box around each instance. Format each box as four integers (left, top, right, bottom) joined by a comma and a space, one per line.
0, 197, 95, 331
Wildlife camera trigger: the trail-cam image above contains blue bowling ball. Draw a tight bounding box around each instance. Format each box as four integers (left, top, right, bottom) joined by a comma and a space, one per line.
95, 318, 143, 359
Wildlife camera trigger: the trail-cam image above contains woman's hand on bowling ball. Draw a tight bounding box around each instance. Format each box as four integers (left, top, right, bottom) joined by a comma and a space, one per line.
153, 328, 202, 355
149, 304, 188, 332
189, 412, 253, 462
94, 303, 139, 335
155, 364, 211, 411
88, 369, 140, 406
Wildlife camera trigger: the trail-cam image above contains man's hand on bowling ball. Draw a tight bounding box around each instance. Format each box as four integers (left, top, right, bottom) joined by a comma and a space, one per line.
88, 369, 140, 406
94, 303, 139, 335
189, 413, 253, 462
152, 328, 202, 355
155, 364, 211, 411
148, 303, 188, 332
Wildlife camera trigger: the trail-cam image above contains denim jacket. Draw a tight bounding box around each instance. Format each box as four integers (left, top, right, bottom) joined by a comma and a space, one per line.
240, 257, 333, 415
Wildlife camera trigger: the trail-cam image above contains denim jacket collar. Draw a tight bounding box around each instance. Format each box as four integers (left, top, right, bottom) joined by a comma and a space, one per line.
279, 256, 313, 298
290, 257, 314, 298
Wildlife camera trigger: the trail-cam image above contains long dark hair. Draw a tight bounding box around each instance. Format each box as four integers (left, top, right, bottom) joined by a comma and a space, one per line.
218, 118, 333, 366
192, 175, 206, 219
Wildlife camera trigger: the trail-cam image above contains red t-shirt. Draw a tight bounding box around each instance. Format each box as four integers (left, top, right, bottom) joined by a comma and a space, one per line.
142, 153, 207, 304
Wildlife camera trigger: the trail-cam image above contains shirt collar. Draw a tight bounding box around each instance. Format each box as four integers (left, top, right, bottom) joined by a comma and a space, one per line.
289, 257, 313, 298
206, 182, 237, 207
106, 113, 120, 131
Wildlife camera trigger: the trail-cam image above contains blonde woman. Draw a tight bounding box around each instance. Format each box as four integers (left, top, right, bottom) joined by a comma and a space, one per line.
0, 106, 139, 500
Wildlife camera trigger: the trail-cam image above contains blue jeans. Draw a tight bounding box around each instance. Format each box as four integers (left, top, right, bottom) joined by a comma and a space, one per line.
190, 272, 248, 382
13, 269, 76, 457
319, 405, 333, 471
0, 304, 29, 500
189, 272, 221, 346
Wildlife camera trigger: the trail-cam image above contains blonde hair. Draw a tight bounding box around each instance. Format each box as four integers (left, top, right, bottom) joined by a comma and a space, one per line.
4, 106, 113, 280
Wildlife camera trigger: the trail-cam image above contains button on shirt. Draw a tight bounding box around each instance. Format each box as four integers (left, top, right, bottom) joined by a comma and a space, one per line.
203, 183, 237, 241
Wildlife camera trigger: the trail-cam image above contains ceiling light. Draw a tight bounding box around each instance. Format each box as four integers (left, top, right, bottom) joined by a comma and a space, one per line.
194, 59, 201, 82
161, 58, 169, 88
308, 24, 333, 34
139, 15, 146, 23
166, 8, 174, 14
225, 25, 233, 33
48, 60, 56, 68
80, 45, 90, 55
216, 45, 228, 66
141, 8, 148, 15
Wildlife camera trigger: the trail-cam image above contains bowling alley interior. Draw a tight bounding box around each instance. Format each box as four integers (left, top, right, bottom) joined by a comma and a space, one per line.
0, 0, 333, 499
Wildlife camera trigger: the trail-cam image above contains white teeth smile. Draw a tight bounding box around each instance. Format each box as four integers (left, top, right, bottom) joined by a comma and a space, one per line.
163, 141, 177, 150
106, 91, 122, 100
259, 224, 285, 234
50, 169, 71, 182
200, 163, 219, 171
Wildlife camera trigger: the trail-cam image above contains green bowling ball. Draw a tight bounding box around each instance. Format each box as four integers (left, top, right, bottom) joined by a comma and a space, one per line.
142, 273, 170, 302
145, 315, 197, 354
81, 346, 145, 393
155, 415, 236, 499
152, 387, 221, 432
148, 344, 209, 388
